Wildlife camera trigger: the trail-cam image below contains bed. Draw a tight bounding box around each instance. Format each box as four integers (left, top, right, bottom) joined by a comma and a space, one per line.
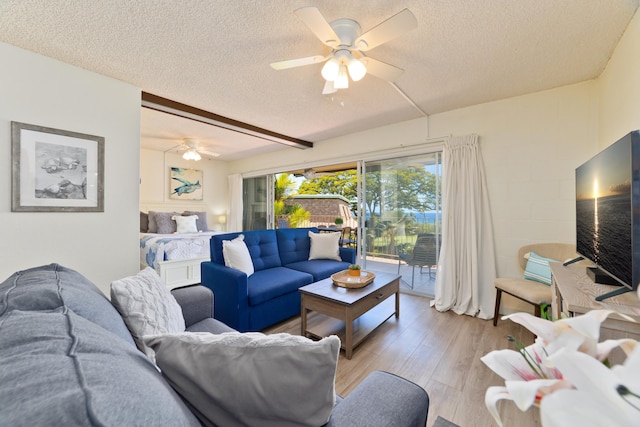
140, 231, 222, 289
139, 208, 222, 289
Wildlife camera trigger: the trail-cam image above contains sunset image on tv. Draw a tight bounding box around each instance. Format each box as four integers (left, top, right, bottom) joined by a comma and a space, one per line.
575, 137, 632, 286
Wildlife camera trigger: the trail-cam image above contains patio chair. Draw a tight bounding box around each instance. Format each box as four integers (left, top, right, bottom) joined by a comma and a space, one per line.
398, 234, 439, 288
340, 226, 355, 247
277, 218, 289, 229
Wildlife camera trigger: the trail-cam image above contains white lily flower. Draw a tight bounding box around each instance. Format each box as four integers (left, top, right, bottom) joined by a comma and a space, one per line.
483, 310, 638, 426
481, 339, 561, 381
485, 379, 572, 427
481, 338, 570, 426
504, 310, 636, 361
540, 346, 640, 427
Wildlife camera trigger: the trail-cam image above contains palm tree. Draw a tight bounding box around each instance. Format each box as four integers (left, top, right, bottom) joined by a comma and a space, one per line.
274, 173, 310, 228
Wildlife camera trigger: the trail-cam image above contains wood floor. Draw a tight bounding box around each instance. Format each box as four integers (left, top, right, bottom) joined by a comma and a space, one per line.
265, 293, 542, 427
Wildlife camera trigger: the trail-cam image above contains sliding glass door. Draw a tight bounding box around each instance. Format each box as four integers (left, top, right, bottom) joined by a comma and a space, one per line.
362, 153, 442, 296
242, 175, 273, 231
241, 152, 442, 297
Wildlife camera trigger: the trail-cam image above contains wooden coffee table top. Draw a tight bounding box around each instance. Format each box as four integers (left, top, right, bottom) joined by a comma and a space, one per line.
299, 271, 400, 305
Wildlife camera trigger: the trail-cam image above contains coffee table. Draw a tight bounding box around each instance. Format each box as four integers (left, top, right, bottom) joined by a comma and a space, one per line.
299, 271, 400, 359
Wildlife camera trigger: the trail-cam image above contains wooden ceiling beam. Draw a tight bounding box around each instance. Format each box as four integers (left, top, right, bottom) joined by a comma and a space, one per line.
141, 92, 313, 149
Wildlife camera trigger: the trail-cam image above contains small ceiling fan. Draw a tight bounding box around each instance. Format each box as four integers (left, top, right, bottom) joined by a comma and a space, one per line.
271, 7, 418, 94
293, 168, 331, 180
178, 139, 220, 161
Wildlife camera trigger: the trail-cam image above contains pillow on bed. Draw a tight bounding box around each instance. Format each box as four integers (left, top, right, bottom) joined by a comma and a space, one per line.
140, 212, 149, 233
183, 211, 209, 232
147, 211, 179, 234
147, 211, 159, 233
155, 212, 180, 234
173, 215, 198, 234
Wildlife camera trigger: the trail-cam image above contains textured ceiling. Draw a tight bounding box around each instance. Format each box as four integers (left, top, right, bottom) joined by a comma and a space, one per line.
0, 0, 638, 160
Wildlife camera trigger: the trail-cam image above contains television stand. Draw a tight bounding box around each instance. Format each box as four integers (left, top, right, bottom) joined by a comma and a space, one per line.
595, 285, 633, 302
586, 266, 623, 287
550, 263, 640, 365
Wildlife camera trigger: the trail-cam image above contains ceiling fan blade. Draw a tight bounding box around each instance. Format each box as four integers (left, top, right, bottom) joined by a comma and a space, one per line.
322, 80, 337, 95
198, 149, 220, 158
294, 6, 340, 48
354, 8, 417, 51
270, 55, 327, 70
360, 57, 404, 81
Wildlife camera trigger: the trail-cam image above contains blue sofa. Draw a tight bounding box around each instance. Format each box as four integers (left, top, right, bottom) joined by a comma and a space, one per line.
201, 227, 356, 332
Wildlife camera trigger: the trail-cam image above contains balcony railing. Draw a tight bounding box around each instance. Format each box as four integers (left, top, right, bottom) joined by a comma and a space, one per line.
277, 214, 441, 261
277, 214, 357, 229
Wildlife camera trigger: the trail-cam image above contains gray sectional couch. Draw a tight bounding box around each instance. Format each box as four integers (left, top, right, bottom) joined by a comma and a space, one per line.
0, 264, 429, 426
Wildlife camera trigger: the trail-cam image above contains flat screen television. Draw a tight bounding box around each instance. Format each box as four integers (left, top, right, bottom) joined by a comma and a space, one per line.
575, 130, 640, 301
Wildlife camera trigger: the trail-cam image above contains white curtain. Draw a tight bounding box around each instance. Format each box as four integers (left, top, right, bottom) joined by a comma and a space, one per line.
433, 135, 496, 319
227, 174, 243, 232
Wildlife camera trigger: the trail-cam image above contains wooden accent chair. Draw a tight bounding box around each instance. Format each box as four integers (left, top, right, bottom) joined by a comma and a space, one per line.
493, 243, 580, 326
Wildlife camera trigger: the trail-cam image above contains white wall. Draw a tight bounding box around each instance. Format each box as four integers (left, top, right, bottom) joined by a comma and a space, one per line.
0, 42, 141, 296
228, 117, 431, 176
140, 148, 229, 230
598, 9, 640, 147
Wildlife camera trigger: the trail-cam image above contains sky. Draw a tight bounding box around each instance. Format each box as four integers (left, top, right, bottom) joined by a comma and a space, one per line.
575, 136, 632, 200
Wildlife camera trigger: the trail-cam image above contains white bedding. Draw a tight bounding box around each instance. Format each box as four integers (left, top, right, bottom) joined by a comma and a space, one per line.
140, 232, 220, 271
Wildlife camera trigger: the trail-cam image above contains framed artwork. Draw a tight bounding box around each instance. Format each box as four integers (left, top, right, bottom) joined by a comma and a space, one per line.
11, 122, 104, 212
169, 167, 203, 200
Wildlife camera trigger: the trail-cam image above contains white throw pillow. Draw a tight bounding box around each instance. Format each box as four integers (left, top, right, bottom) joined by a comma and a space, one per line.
110, 267, 186, 360
222, 234, 254, 276
308, 231, 341, 261
144, 332, 340, 427
173, 214, 198, 234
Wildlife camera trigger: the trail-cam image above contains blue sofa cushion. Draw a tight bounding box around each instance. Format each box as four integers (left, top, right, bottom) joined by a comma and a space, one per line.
248, 267, 313, 306
285, 259, 351, 281
0, 263, 135, 346
212, 230, 282, 271
0, 308, 200, 427
277, 227, 317, 264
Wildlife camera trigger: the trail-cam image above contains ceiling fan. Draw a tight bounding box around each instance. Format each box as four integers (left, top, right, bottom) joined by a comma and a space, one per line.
271, 7, 418, 94
178, 139, 220, 161
294, 168, 330, 180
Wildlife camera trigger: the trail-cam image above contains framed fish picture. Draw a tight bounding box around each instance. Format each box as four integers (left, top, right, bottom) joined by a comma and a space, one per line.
169, 167, 203, 200
11, 122, 104, 212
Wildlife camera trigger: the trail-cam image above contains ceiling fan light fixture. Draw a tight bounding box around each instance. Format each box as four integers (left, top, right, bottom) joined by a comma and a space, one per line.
321, 58, 340, 81
347, 57, 367, 81
183, 149, 201, 161
334, 65, 349, 89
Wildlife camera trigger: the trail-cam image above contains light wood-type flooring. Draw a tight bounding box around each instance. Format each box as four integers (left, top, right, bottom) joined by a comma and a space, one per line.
265, 293, 541, 427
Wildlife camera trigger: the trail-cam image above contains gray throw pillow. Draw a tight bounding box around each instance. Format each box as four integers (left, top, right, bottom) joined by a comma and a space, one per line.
145, 332, 340, 427
110, 268, 185, 360
154, 211, 180, 234
147, 210, 159, 233
0, 308, 200, 426
140, 211, 149, 232
183, 211, 209, 231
